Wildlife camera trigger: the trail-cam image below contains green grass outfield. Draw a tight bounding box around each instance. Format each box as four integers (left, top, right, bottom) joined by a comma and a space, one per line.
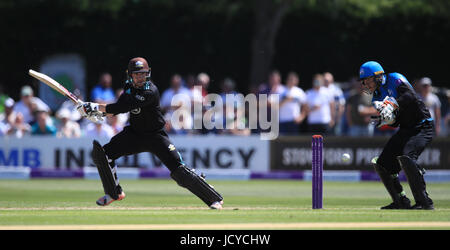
0, 179, 450, 229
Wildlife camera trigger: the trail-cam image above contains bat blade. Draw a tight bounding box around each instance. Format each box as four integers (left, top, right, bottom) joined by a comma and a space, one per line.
28, 69, 79, 104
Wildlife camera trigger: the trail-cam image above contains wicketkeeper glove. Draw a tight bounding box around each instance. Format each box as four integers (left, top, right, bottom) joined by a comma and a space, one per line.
381, 96, 398, 125
370, 115, 395, 128
373, 101, 385, 112
380, 106, 395, 122
373, 96, 399, 113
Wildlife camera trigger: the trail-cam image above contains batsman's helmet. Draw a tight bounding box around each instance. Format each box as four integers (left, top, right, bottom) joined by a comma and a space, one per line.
359, 61, 384, 80
127, 57, 151, 78
359, 61, 386, 90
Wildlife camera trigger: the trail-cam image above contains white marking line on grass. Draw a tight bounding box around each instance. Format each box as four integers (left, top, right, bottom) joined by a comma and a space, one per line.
0, 207, 206, 211
1, 207, 450, 211
0, 206, 306, 211
1, 222, 450, 230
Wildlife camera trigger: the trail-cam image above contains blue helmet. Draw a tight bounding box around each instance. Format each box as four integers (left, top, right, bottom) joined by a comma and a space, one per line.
359, 61, 385, 80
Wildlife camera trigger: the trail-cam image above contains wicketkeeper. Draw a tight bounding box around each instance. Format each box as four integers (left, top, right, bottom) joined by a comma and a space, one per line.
360, 61, 434, 210
77, 57, 223, 209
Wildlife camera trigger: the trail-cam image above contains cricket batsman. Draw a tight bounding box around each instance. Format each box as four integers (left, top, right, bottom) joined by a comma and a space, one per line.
359, 61, 434, 210
76, 57, 223, 209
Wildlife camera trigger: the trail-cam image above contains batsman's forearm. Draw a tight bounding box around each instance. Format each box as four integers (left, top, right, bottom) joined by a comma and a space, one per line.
105, 102, 133, 115
98, 104, 107, 113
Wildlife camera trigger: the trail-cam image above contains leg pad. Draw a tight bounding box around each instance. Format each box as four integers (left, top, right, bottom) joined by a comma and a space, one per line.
397, 155, 433, 207
92, 140, 122, 200
171, 165, 223, 206
373, 163, 406, 204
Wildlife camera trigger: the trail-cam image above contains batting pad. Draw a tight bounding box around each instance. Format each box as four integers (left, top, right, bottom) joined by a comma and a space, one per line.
92, 140, 121, 200
171, 165, 223, 206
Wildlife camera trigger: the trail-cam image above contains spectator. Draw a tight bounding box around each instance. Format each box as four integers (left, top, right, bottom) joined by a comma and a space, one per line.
279, 72, 307, 135
107, 115, 124, 135
194, 72, 213, 135
219, 78, 243, 124
217, 78, 249, 135
0, 97, 16, 127
345, 77, 378, 136
185, 74, 196, 90
114, 88, 129, 127
323, 72, 345, 135
185, 74, 203, 133
254, 70, 286, 135
160, 74, 191, 115
262, 70, 286, 110
31, 110, 57, 136
0, 119, 7, 136
186, 75, 203, 111
259, 70, 286, 97
0, 84, 8, 115
185, 74, 203, 106
91, 73, 115, 104
164, 113, 190, 135
160, 74, 192, 132
444, 90, 450, 136
305, 74, 333, 134
84, 121, 114, 139
6, 112, 31, 138
0, 97, 15, 136
13, 85, 50, 124
221, 117, 251, 136
197, 72, 210, 97
56, 108, 81, 138
219, 78, 239, 102
412, 78, 422, 93
219, 106, 251, 136
417, 77, 441, 135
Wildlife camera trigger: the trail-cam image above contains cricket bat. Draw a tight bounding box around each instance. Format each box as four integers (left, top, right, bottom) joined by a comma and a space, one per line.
28, 69, 80, 104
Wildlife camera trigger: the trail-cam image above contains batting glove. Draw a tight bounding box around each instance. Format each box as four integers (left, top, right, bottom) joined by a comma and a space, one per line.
76, 101, 99, 117
92, 110, 105, 122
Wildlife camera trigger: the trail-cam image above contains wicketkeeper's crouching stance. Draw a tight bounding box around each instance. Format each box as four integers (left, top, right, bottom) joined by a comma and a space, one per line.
359, 61, 434, 210
77, 57, 223, 209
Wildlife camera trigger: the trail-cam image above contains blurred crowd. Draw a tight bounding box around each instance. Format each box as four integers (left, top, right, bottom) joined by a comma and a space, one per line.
1, 71, 449, 139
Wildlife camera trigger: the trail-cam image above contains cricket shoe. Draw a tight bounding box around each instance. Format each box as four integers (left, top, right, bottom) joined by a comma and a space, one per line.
96, 192, 126, 206
380, 196, 411, 209
410, 203, 434, 210
210, 200, 224, 210
410, 194, 434, 210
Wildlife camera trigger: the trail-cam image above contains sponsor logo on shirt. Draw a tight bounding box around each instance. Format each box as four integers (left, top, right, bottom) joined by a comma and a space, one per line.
131, 108, 141, 114
135, 94, 145, 101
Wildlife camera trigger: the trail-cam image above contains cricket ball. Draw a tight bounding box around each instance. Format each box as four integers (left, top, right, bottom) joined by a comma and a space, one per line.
342, 153, 351, 163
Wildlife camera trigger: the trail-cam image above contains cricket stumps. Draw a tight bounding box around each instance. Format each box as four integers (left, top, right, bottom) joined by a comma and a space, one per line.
312, 135, 323, 209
